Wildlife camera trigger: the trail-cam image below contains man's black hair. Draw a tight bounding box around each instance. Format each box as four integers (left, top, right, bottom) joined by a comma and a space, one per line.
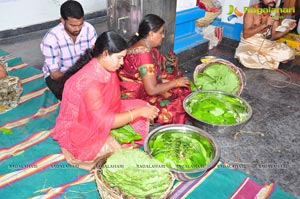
60, 0, 84, 20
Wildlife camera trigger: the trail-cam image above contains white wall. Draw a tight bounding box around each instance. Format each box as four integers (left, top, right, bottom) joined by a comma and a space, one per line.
176, 0, 196, 12
0, 0, 106, 31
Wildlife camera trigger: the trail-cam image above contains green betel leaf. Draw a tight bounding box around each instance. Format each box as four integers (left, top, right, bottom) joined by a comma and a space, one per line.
101, 149, 171, 198
185, 92, 249, 125
0, 128, 13, 135
194, 63, 240, 95
190, 81, 197, 92
110, 124, 142, 144
149, 130, 214, 170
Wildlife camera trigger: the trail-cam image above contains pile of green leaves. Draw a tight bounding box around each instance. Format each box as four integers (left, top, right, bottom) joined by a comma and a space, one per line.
101, 149, 171, 198
110, 124, 142, 144
149, 130, 214, 170
185, 92, 249, 125
189, 81, 197, 92
0, 128, 13, 134
194, 63, 240, 95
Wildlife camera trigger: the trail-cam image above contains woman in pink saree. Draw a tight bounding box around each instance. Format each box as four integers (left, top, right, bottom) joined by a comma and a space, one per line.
119, 14, 191, 124
52, 31, 159, 170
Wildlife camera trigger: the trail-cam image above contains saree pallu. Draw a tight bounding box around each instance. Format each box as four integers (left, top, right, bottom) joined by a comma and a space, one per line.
119, 48, 191, 124
235, 33, 295, 69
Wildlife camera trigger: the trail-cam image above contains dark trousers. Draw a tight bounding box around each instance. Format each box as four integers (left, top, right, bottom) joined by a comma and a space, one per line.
45, 76, 63, 100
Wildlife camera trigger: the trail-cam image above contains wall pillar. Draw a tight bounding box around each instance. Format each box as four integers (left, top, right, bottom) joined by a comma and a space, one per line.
142, 0, 177, 54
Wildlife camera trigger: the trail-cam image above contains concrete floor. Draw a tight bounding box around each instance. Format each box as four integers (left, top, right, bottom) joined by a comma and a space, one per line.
1, 21, 300, 198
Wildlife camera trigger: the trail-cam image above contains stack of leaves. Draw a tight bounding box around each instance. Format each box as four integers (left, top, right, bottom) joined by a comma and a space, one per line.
185, 92, 249, 125
149, 130, 215, 170
110, 124, 142, 144
194, 63, 240, 95
101, 149, 172, 199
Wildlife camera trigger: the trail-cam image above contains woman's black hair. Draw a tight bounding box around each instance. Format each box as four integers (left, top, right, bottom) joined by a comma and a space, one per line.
128, 14, 165, 46
60, 0, 84, 20
60, 31, 128, 82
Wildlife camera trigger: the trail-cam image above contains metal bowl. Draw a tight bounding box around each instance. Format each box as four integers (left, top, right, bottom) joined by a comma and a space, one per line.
183, 90, 253, 135
144, 124, 220, 181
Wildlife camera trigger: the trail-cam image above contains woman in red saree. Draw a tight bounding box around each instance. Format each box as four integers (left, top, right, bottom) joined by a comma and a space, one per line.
118, 14, 191, 124
52, 31, 159, 170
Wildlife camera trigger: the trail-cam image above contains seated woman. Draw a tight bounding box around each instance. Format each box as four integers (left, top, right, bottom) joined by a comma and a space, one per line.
0, 58, 23, 114
52, 31, 159, 170
118, 14, 191, 124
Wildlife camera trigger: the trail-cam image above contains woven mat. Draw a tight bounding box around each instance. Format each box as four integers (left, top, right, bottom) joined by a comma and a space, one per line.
0, 50, 296, 199
0, 50, 98, 199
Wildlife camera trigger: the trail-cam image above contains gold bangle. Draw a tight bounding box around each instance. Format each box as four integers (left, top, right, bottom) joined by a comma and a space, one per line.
128, 110, 133, 122
175, 79, 179, 87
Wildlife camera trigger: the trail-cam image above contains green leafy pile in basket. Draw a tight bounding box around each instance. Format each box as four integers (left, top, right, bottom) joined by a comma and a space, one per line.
101, 149, 172, 198
194, 63, 240, 95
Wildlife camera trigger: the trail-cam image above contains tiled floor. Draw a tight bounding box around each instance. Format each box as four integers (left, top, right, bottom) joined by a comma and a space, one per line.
1, 21, 300, 197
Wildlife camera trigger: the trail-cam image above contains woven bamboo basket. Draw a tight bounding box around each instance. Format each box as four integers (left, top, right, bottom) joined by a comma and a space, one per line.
196, 10, 222, 27
94, 153, 175, 199
196, 0, 221, 27
193, 58, 246, 96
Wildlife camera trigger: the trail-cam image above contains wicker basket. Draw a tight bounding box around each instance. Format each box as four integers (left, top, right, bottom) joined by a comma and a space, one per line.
94, 153, 175, 199
196, 0, 221, 27
193, 58, 246, 96
196, 10, 222, 27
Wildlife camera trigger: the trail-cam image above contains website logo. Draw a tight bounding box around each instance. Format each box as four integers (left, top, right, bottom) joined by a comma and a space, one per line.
227, 5, 243, 21
244, 6, 295, 17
